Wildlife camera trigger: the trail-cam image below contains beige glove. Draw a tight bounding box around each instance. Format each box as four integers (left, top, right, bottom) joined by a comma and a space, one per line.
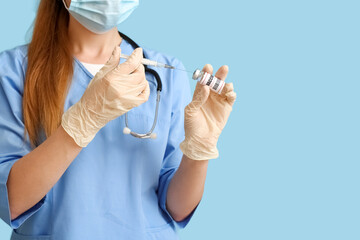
62, 47, 150, 147
180, 64, 237, 160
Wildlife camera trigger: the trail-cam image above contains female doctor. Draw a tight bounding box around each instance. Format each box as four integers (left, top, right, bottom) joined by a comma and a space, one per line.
0, 0, 236, 239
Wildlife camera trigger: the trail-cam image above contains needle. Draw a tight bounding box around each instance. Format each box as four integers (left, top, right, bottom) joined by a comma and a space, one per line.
173, 68, 193, 73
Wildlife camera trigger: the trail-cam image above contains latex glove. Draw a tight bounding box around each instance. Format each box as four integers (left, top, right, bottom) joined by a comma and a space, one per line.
180, 64, 237, 160
61, 47, 150, 147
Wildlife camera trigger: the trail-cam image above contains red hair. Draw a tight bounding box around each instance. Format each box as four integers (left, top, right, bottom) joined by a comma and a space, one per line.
23, 0, 73, 146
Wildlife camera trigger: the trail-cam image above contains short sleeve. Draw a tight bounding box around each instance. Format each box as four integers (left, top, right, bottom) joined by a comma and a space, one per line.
0, 48, 47, 229
157, 59, 198, 229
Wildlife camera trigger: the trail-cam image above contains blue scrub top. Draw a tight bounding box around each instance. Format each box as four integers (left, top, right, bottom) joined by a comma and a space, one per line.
0, 38, 197, 240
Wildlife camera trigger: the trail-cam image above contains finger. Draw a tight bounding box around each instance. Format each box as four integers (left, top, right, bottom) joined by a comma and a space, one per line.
96, 46, 121, 78
138, 80, 150, 101
222, 82, 234, 94
186, 63, 221, 112
188, 63, 212, 106
116, 48, 143, 75
225, 91, 237, 106
215, 65, 229, 81
197, 64, 213, 95
219, 82, 235, 100
202, 64, 213, 75
129, 64, 146, 85
132, 62, 145, 75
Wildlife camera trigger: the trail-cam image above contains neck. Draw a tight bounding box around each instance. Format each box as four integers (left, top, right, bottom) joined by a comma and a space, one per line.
68, 15, 122, 64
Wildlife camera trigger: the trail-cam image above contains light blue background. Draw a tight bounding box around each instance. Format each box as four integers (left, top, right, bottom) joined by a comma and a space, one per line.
1, 0, 359, 239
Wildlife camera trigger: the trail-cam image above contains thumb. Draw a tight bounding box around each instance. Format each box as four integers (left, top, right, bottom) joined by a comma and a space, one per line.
96, 46, 121, 79
187, 82, 210, 111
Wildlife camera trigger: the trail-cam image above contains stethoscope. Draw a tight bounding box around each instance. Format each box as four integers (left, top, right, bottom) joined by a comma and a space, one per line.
119, 32, 162, 140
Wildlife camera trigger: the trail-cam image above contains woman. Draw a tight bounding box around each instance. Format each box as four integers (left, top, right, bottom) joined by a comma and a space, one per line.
0, 0, 236, 239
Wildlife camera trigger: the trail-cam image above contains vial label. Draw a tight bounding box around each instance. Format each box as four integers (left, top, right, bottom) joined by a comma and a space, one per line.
194, 70, 225, 95
206, 75, 214, 86
213, 81, 220, 91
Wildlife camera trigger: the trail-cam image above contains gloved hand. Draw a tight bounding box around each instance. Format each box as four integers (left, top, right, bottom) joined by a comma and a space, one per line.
61, 47, 150, 147
180, 64, 237, 160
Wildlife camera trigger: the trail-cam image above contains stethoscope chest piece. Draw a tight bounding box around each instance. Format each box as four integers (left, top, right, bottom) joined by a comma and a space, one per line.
122, 90, 161, 140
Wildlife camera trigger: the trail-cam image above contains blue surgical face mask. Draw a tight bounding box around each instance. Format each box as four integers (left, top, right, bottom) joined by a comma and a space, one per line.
63, 0, 139, 34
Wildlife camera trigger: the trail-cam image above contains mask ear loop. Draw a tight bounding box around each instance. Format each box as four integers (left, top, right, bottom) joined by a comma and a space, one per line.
62, 0, 70, 10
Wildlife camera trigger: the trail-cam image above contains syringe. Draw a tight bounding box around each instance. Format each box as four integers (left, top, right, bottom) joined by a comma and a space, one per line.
120, 54, 175, 69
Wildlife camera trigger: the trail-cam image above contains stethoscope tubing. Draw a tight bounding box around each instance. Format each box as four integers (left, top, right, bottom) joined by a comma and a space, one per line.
119, 32, 162, 139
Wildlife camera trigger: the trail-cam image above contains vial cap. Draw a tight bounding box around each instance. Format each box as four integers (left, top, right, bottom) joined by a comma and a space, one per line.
192, 69, 202, 80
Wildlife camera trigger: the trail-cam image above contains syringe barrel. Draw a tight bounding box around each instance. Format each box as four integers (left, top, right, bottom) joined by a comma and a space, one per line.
120, 54, 164, 68
141, 58, 158, 67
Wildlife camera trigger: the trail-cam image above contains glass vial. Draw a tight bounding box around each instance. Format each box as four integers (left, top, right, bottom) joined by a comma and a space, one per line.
192, 69, 225, 94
